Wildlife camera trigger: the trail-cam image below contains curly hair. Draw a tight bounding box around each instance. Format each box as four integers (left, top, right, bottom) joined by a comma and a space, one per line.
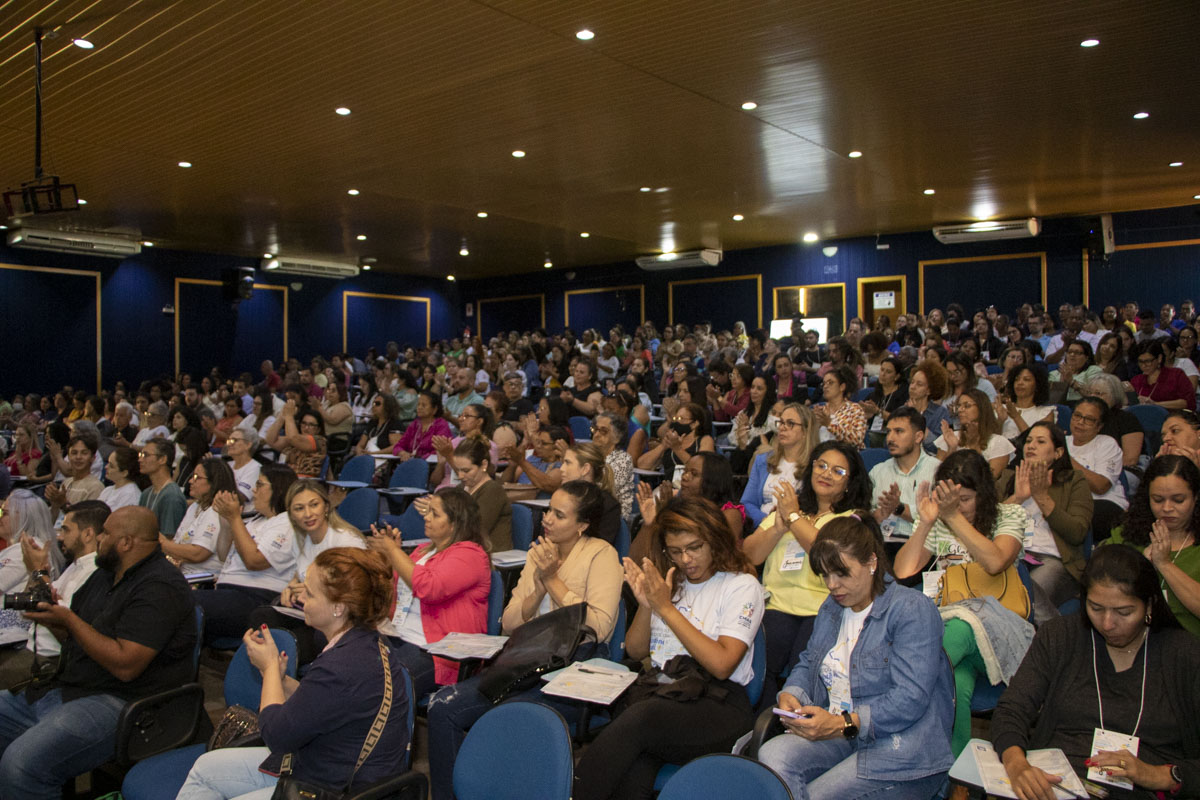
653, 496, 754, 601
796, 440, 872, 515
312, 548, 394, 628
1119, 455, 1200, 547
912, 360, 949, 402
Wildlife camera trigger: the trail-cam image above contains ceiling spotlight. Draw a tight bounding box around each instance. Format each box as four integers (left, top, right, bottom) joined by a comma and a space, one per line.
1169, 161, 1183, 167
923, 188, 936, 195
178, 161, 192, 168
1080, 38, 1099, 47
347, 189, 360, 195
512, 150, 526, 158
476, 211, 488, 218
263, 252, 274, 258
576, 29, 594, 40
848, 150, 863, 158
1133, 112, 1149, 119
77, 198, 87, 204
335, 106, 351, 116
654, 187, 668, 193
741, 101, 757, 110
1194, 194, 1200, 200
543, 255, 553, 268
579, 232, 590, 238
639, 187, 652, 192
142, 241, 154, 247
459, 238, 469, 256
802, 232, 819, 243
732, 214, 744, 221
72, 38, 94, 49
361, 264, 371, 271
356, 234, 367, 241
446, 274, 456, 281
0, 225, 8, 230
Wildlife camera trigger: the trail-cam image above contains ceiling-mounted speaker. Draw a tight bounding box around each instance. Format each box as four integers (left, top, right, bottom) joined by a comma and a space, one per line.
1100, 214, 1115, 254
222, 267, 254, 302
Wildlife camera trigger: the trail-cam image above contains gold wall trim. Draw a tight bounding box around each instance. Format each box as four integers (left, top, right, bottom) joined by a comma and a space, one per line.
1114, 238, 1200, 252
342, 291, 432, 352
563, 285, 645, 328
476, 293, 546, 336
1, 262, 103, 392
667, 274, 762, 328
174, 278, 289, 377
854, 275, 908, 320
917, 252, 1047, 313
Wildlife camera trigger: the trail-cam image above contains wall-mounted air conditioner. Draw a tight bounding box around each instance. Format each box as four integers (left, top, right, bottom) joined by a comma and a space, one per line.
262, 256, 359, 278
635, 249, 722, 271
7, 228, 141, 258
933, 218, 1040, 244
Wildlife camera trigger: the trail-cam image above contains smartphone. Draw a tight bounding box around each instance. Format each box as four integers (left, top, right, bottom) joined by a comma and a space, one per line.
772, 708, 811, 719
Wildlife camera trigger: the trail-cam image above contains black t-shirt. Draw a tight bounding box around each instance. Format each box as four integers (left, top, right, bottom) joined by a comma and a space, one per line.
1101, 408, 1143, 449
366, 419, 406, 450
46, 549, 197, 702
502, 397, 535, 423
570, 384, 602, 418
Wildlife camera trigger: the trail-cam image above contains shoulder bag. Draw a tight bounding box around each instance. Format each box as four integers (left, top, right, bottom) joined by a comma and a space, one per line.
936, 561, 1031, 620
476, 601, 594, 703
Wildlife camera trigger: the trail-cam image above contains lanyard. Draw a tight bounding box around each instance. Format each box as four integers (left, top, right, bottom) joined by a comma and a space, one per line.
1091, 629, 1148, 736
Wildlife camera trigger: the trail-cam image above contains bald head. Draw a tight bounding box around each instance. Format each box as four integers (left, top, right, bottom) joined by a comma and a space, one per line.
110, 506, 160, 544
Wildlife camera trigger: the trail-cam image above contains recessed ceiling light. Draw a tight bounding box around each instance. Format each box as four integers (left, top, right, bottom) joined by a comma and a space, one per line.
178, 161, 192, 168
361, 264, 371, 271
923, 188, 936, 195
654, 187, 668, 193
512, 150, 526, 158
639, 187, 652, 192
741, 101, 757, 110
1194, 194, 1200, 200
576, 29, 594, 40
0, 225, 8, 230
72, 38, 94, 49
356, 234, 367, 241
335, 107, 351, 116
476, 211, 488, 218
1133, 112, 1149, 119
142, 241, 154, 247
732, 214, 744, 221
263, 252, 274, 258
1169, 161, 1183, 167
1080, 38, 1100, 47
802, 232, 819, 243
579, 232, 590, 238
848, 150, 863, 158
543, 256, 553, 268
459, 246, 469, 256
446, 274, 456, 281
347, 189, 360, 195
77, 198, 87, 204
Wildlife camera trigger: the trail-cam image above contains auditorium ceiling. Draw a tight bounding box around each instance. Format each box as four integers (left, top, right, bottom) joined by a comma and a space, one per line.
0, 0, 1196, 278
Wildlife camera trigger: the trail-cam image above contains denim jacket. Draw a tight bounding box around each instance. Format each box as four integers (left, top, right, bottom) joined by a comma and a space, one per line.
780, 578, 954, 780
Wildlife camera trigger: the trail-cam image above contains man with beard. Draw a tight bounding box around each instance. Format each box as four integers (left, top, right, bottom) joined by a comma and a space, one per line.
868, 407, 939, 540
0, 506, 195, 799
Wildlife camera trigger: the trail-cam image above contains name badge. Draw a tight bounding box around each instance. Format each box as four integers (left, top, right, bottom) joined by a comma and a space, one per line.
1088, 728, 1139, 790
922, 570, 945, 601
779, 538, 806, 572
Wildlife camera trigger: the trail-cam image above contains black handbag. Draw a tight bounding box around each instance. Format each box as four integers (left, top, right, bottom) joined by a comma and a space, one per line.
476, 602, 594, 704
271, 637, 393, 800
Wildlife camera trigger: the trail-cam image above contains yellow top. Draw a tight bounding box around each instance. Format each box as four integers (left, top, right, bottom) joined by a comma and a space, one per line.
760, 509, 858, 617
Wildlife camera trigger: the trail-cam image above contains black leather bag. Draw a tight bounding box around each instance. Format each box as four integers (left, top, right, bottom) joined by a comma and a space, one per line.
476, 602, 594, 704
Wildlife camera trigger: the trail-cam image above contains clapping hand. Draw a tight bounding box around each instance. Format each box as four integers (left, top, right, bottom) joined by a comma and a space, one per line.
774, 482, 800, 521
812, 405, 830, 428
940, 419, 960, 452
553, 439, 569, 463
528, 536, 562, 581
212, 490, 242, 520
432, 435, 454, 461
637, 481, 659, 525
876, 482, 901, 519
915, 481, 939, 525
1027, 460, 1053, 498
622, 556, 675, 613
19, 533, 49, 573
1147, 519, 1173, 568
932, 479, 963, 520
243, 624, 281, 674
1011, 461, 1032, 502
1160, 442, 1200, 468
859, 400, 879, 418
367, 523, 403, 558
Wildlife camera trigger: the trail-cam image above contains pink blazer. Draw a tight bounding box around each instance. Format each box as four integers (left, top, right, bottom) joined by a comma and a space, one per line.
406, 540, 491, 685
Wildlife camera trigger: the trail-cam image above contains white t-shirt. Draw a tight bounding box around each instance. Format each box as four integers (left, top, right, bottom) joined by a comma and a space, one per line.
26, 552, 98, 656
1174, 358, 1199, 380
1000, 405, 1058, 440
1021, 497, 1060, 558
217, 513, 298, 593
648, 571, 764, 686
382, 551, 434, 645
933, 433, 1015, 465
99, 482, 143, 511
819, 602, 873, 714
294, 527, 367, 581
132, 424, 169, 449
1066, 434, 1128, 510
232, 459, 262, 514
0, 541, 30, 594
175, 503, 227, 575
760, 458, 800, 517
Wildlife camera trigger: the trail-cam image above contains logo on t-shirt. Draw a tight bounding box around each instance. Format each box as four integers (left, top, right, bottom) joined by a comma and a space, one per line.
737, 600, 756, 630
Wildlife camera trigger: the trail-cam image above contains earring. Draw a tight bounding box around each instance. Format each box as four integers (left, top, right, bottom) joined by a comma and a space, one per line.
1145, 613, 1152, 626
870, 569, 876, 576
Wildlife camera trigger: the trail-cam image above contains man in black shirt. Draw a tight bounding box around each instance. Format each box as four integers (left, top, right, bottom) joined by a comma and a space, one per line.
0, 506, 196, 799
499, 371, 535, 423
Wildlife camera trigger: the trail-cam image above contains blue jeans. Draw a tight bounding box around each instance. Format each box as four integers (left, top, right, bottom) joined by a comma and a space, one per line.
0, 688, 126, 800
176, 746, 278, 800
758, 734, 947, 800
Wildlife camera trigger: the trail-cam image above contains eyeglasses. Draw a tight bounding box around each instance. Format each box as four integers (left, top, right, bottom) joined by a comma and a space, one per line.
1072, 412, 1101, 426
813, 459, 849, 478
301, 421, 320, 429
671, 416, 694, 424
664, 541, 708, 562
590, 424, 611, 435
776, 419, 804, 431
1137, 357, 1158, 365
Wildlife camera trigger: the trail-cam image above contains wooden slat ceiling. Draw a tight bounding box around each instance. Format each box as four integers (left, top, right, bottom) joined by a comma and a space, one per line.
0, 0, 1196, 278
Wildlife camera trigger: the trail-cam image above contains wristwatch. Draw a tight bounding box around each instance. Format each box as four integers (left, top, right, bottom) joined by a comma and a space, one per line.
1167, 763, 1183, 795
894, 503, 906, 518
787, 511, 802, 524
841, 710, 858, 739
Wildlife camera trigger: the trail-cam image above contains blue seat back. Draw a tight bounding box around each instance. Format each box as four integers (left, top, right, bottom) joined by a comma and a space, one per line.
568, 416, 593, 442
985, 364, 1004, 375
853, 386, 874, 402
1056, 404, 1073, 431
190, 605, 205, 677
225, 629, 298, 709
487, 571, 504, 635
397, 503, 426, 540
337, 454, 376, 484
511, 503, 534, 551
390, 458, 431, 489
398, 657, 416, 771
608, 598, 627, 662
658, 754, 792, 800
454, 702, 573, 800
746, 624, 768, 706
317, 456, 330, 481
1015, 560, 1036, 622
859, 447, 889, 472
615, 519, 631, 561
338, 487, 380, 532
1128, 404, 1168, 453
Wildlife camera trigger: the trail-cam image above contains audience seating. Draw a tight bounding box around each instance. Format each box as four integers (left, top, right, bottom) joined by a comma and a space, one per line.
329, 453, 376, 487
389, 458, 431, 489
859, 447, 890, 471
615, 518, 631, 561
568, 415, 592, 442
657, 754, 794, 800
1128, 404, 1168, 453
339, 487, 381, 532
853, 387, 874, 402
511, 503, 534, 550
452, 702, 574, 800
486, 572, 504, 636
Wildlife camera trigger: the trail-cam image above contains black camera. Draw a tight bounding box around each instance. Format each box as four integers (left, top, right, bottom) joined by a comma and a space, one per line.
1, 580, 52, 611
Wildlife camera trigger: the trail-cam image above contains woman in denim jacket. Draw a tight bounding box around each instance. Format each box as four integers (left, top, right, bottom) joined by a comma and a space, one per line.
758, 515, 954, 799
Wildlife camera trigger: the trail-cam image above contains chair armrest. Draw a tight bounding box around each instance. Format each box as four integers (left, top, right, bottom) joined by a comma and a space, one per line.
346, 770, 428, 800
742, 706, 784, 760
114, 682, 205, 766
